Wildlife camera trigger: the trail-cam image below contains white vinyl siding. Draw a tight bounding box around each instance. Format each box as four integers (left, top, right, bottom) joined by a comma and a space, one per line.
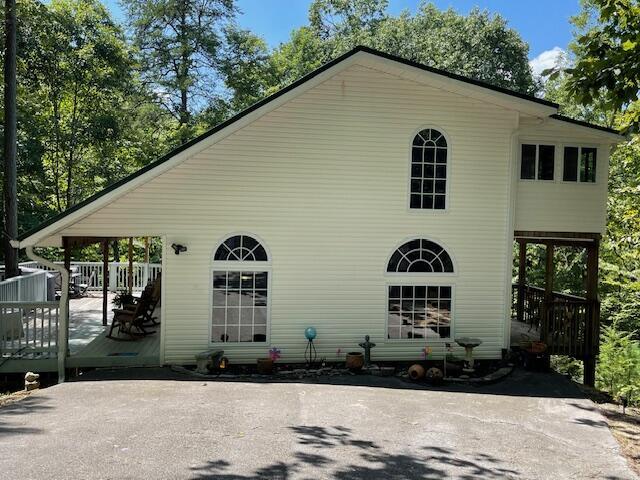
43, 63, 531, 363
515, 122, 610, 233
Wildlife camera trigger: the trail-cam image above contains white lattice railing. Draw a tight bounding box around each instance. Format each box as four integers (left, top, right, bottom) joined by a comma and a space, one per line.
0, 302, 59, 358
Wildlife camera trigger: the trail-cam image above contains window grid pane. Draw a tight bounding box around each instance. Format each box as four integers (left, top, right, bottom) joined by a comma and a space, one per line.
410, 129, 447, 210
387, 285, 452, 340
212, 270, 268, 343
520, 144, 536, 179
563, 146, 579, 181
538, 145, 555, 180
387, 239, 454, 273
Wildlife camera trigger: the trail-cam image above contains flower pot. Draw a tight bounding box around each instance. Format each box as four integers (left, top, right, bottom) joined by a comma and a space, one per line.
257, 358, 274, 375
408, 364, 425, 381
345, 352, 364, 371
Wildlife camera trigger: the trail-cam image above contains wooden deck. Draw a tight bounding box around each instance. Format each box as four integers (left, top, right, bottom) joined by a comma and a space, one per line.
0, 293, 160, 373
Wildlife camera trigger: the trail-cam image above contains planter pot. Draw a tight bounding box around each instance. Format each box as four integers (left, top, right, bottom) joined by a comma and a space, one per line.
257, 358, 274, 375
345, 352, 364, 371
408, 364, 425, 381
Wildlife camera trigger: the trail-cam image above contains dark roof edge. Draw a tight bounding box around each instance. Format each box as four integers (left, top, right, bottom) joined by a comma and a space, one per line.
356, 46, 559, 109
549, 114, 622, 135
17, 48, 364, 242
18, 45, 560, 243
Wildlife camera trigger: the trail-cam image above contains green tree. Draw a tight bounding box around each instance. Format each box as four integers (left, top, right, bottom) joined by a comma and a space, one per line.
565, 0, 640, 133
597, 323, 640, 404
265, 1, 537, 97
123, 0, 235, 141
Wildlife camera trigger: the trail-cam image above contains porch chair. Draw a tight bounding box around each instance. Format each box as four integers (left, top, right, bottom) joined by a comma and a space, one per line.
123, 275, 161, 326
107, 295, 156, 340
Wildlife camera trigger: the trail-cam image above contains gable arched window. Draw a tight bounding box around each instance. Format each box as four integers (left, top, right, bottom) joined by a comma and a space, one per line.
410, 128, 448, 210
386, 238, 454, 340
212, 234, 270, 344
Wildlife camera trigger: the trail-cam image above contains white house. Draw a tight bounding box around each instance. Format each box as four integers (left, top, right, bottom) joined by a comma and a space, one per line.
8, 47, 623, 382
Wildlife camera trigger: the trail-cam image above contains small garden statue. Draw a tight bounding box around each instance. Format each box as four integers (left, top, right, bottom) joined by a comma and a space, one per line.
359, 335, 376, 367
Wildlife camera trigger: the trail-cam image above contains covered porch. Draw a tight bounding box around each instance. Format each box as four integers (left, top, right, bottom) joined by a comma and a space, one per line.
511, 231, 600, 386
0, 236, 163, 375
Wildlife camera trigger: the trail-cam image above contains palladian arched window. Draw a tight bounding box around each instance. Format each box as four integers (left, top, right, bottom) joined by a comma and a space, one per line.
410, 128, 448, 210
212, 234, 270, 344
386, 238, 454, 340
387, 239, 454, 273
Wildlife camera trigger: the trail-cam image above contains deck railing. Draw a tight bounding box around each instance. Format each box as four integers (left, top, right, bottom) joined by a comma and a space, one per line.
0, 302, 59, 359
512, 284, 599, 358
3, 261, 162, 292
0, 270, 49, 302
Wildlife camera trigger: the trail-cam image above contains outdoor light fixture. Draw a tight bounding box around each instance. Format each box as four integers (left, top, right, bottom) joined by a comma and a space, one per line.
171, 243, 187, 255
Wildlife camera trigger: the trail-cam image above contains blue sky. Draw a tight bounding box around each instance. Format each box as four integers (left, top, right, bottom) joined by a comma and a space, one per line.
103, 0, 579, 72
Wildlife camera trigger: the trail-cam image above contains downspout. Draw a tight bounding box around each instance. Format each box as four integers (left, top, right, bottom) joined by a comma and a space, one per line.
25, 245, 69, 383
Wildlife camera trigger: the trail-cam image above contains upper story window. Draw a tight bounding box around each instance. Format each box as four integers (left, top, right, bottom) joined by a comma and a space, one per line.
212, 234, 269, 344
563, 146, 597, 183
520, 144, 555, 180
410, 129, 447, 210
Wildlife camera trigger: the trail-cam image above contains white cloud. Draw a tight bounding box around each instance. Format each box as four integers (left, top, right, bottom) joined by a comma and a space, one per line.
529, 47, 566, 77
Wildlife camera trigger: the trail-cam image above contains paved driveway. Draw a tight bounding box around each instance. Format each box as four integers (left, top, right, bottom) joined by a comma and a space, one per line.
0, 369, 635, 479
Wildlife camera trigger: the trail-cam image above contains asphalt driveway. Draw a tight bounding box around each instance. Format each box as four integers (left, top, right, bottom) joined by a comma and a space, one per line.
0, 369, 636, 479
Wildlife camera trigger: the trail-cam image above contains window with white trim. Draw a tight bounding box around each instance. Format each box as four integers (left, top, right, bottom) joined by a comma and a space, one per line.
520, 144, 555, 180
410, 129, 447, 209
386, 239, 454, 340
563, 146, 596, 182
212, 235, 269, 343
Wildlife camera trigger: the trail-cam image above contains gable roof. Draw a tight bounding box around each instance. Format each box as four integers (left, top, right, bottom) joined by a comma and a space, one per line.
15, 46, 620, 247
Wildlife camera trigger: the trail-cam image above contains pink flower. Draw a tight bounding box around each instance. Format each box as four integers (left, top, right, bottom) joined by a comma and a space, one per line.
269, 348, 281, 361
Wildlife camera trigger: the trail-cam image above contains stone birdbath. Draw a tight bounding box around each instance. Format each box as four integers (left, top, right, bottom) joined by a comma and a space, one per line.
455, 337, 483, 373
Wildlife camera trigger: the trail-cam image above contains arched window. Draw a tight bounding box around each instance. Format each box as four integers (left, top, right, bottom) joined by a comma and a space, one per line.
410, 128, 448, 210
386, 239, 454, 340
212, 235, 270, 344
387, 239, 454, 273
214, 234, 268, 261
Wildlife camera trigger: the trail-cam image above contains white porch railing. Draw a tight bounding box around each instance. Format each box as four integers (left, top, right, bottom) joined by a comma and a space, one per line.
2, 261, 161, 293
0, 270, 49, 302
0, 302, 59, 358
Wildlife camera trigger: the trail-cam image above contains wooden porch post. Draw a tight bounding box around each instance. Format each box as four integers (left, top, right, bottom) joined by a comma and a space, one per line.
63, 237, 71, 275
543, 242, 555, 343
102, 239, 109, 326
584, 238, 600, 387
516, 239, 527, 324
128, 237, 134, 295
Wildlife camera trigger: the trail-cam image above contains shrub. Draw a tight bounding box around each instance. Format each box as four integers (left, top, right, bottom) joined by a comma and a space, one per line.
597, 323, 640, 405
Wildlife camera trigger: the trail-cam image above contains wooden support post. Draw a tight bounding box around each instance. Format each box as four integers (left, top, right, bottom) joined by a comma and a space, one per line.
128, 237, 134, 295
516, 240, 526, 324
102, 239, 109, 326
144, 237, 150, 283
584, 238, 600, 387
63, 237, 71, 274
543, 242, 554, 343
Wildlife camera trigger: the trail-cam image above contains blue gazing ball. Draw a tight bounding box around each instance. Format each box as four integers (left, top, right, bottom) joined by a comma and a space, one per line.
304, 327, 317, 340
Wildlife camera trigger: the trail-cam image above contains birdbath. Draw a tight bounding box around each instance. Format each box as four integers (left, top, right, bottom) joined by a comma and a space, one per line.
455, 337, 483, 373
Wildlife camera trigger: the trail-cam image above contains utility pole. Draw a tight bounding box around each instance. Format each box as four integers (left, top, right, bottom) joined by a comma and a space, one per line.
3, 0, 18, 278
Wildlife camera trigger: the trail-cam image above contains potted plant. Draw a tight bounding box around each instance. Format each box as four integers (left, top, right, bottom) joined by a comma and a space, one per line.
257, 347, 281, 375
112, 290, 135, 309
345, 351, 364, 371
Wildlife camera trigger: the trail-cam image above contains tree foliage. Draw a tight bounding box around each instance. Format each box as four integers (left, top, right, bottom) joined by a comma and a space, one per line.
564, 0, 640, 133
122, 0, 235, 141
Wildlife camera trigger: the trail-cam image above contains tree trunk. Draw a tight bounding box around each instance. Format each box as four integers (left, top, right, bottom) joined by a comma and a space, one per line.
3, 0, 18, 278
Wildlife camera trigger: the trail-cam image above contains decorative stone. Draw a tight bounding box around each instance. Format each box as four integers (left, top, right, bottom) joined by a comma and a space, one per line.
425, 367, 444, 385
24, 371, 40, 391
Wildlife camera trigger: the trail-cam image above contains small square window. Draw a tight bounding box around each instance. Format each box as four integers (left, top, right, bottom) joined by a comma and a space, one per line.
563, 147, 578, 181
422, 195, 433, 209
435, 149, 447, 163
520, 144, 536, 179
434, 180, 446, 194
538, 145, 555, 180
581, 148, 597, 183
435, 165, 446, 179
434, 195, 445, 210
411, 164, 422, 177
423, 148, 435, 163
410, 194, 421, 208
411, 179, 421, 194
